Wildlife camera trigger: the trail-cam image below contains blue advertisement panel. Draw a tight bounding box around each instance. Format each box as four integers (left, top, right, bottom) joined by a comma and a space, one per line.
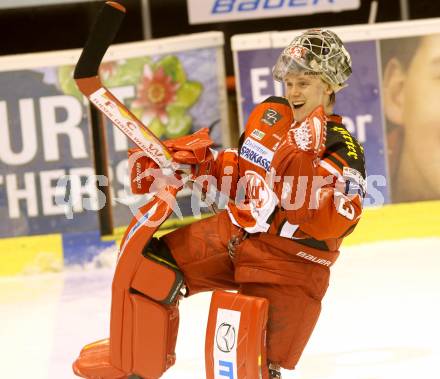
235, 41, 389, 205
236, 48, 282, 125
0, 67, 99, 238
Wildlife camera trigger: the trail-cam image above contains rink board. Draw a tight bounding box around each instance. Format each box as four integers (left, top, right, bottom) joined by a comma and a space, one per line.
0, 201, 439, 276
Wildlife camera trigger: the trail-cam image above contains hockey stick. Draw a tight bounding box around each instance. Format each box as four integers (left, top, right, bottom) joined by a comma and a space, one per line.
75, 1, 229, 217
74, 1, 174, 170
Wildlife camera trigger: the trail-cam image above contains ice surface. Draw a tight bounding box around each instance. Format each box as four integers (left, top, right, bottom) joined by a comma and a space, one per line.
1, 238, 439, 379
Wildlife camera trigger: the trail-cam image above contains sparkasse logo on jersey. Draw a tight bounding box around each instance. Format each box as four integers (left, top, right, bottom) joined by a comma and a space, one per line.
240, 137, 274, 172
187, 0, 360, 24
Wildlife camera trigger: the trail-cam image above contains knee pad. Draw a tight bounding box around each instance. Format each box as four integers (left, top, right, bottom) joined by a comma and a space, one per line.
205, 290, 270, 379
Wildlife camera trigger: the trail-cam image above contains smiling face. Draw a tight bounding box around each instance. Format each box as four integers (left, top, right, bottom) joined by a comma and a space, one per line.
283, 72, 333, 122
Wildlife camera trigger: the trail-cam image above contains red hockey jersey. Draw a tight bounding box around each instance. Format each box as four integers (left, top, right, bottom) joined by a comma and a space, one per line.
214, 96, 366, 255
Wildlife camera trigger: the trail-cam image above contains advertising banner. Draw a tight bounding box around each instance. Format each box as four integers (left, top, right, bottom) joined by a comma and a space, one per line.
379, 33, 440, 204
232, 20, 440, 205
0, 65, 99, 238
0, 32, 227, 237
187, 0, 360, 24
98, 45, 228, 226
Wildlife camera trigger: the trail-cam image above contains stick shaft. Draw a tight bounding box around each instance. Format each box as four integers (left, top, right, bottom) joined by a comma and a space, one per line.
74, 1, 173, 169
74, 1, 126, 79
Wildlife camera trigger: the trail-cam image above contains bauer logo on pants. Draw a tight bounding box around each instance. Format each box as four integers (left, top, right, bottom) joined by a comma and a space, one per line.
214, 309, 241, 379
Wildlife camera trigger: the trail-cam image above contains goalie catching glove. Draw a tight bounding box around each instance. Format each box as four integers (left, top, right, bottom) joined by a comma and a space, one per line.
128, 128, 215, 194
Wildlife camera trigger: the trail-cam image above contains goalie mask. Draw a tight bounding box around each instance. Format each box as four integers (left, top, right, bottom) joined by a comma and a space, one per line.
272, 29, 352, 92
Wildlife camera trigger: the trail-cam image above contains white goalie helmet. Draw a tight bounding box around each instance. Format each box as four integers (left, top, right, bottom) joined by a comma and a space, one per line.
272, 29, 352, 92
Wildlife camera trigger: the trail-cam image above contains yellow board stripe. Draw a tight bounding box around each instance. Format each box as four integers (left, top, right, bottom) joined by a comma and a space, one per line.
1, 202, 438, 276
344, 200, 440, 246
106, 213, 213, 246
110, 202, 440, 247
0, 234, 63, 276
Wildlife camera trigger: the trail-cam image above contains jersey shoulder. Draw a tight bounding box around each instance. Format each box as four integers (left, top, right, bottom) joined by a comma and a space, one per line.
262, 96, 290, 106
323, 117, 366, 178
238, 97, 293, 174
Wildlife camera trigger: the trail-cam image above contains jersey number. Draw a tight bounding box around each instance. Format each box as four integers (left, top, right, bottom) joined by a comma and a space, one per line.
337, 196, 355, 220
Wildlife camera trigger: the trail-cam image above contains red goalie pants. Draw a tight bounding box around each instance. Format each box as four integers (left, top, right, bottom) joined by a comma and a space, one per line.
162, 211, 331, 369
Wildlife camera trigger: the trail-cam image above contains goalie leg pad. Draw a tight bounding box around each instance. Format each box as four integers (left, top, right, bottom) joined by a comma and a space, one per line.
130, 294, 179, 378
74, 239, 183, 379
112, 238, 183, 378
127, 239, 183, 378
205, 290, 270, 379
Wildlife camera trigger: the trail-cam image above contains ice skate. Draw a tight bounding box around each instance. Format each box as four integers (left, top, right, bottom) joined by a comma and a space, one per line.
268, 363, 282, 379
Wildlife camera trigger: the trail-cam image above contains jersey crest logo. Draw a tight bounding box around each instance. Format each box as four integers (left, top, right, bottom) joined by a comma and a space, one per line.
261, 108, 282, 126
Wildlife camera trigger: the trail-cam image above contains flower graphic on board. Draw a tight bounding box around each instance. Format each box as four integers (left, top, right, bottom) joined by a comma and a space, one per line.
99, 61, 118, 82
57, 55, 202, 139
130, 55, 203, 139
131, 65, 178, 125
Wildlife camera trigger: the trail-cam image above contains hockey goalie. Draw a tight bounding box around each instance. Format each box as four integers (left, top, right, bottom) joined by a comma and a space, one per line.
72, 3, 366, 379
